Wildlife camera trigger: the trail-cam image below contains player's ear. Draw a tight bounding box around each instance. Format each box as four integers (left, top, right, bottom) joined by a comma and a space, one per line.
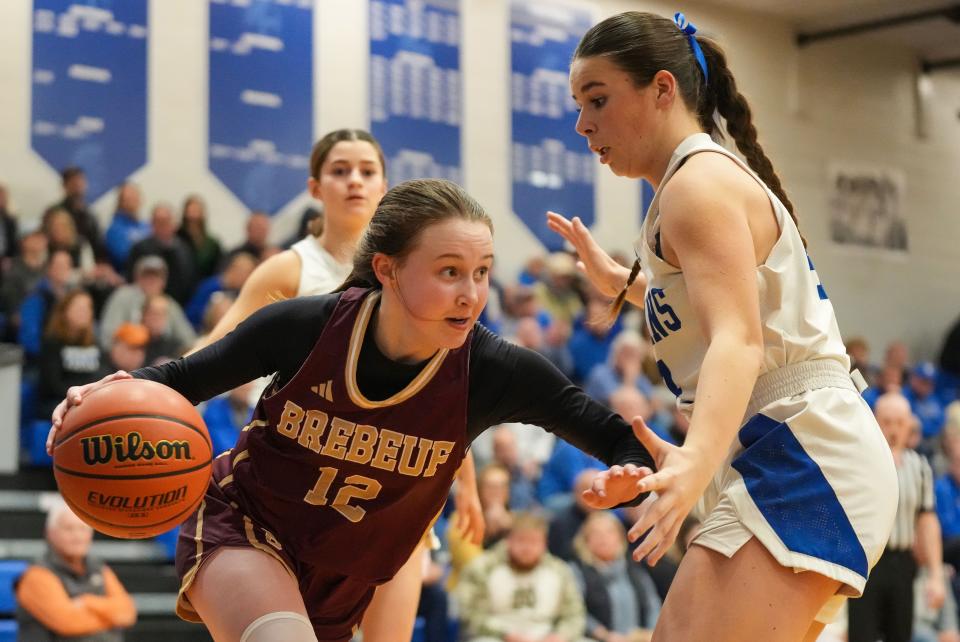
371, 252, 396, 287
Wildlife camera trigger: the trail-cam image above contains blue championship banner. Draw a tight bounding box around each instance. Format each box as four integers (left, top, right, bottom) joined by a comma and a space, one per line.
369, 0, 461, 185
32, 0, 148, 201
511, 1, 593, 250
209, 0, 313, 214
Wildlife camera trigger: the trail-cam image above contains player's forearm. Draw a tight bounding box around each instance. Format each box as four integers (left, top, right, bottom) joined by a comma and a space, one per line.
684, 334, 763, 472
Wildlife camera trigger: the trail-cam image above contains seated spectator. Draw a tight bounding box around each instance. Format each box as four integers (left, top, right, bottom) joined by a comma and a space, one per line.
38, 289, 105, 417
15, 498, 136, 640
570, 511, 661, 642
518, 253, 547, 286
43, 206, 94, 275
568, 295, 623, 385
184, 251, 256, 328
127, 203, 196, 304
548, 469, 600, 562
107, 322, 149, 372
202, 381, 256, 455
53, 166, 106, 260
884, 340, 912, 384
447, 464, 515, 588
499, 285, 553, 341
99, 256, 195, 351
226, 210, 273, 264
584, 331, 654, 405
18, 250, 77, 361
104, 181, 149, 272
195, 291, 235, 344
479, 463, 514, 548
538, 439, 605, 509
534, 252, 584, 327
607, 387, 653, 433
489, 426, 540, 510
845, 336, 878, 389
177, 195, 223, 280
907, 361, 947, 441
862, 362, 905, 408
456, 511, 587, 642
142, 293, 189, 364
513, 315, 574, 377
0, 231, 47, 341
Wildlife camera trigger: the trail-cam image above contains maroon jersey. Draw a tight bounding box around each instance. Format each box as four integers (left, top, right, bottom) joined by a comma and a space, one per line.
213, 287, 468, 582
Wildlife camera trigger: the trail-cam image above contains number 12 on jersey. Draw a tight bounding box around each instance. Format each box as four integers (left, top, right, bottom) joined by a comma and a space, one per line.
304, 467, 382, 522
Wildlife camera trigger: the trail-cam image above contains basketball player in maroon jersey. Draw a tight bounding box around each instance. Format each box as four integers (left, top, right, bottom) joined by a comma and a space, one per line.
49, 179, 655, 642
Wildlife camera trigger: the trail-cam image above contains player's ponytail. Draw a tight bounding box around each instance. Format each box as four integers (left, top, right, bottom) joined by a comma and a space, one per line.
696, 38, 805, 247
337, 179, 493, 292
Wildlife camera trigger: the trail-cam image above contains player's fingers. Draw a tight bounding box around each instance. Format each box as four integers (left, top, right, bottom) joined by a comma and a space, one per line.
646, 515, 683, 566
590, 471, 611, 498
627, 492, 669, 543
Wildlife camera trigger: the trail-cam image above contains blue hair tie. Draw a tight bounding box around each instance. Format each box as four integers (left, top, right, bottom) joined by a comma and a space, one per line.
673, 12, 708, 85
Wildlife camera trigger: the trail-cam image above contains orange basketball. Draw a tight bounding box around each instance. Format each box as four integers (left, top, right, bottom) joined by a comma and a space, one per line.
53, 378, 213, 539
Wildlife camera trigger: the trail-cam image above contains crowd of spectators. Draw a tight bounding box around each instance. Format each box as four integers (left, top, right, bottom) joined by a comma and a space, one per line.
3, 169, 960, 642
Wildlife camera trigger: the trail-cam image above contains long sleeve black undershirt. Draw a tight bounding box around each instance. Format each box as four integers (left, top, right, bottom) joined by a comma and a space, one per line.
134, 293, 654, 477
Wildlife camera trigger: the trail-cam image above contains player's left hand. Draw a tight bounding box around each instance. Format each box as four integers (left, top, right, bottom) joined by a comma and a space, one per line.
623, 416, 715, 566
453, 481, 485, 546
581, 463, 653, 510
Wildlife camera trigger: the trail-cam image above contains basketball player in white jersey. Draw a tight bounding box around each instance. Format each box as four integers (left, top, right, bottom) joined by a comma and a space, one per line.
193, 129, 485, 642
549, 11, 898, 641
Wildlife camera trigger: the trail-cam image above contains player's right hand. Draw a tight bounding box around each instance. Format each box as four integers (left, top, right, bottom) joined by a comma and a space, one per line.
46, 371, 134, 455
546, 211, 632, 298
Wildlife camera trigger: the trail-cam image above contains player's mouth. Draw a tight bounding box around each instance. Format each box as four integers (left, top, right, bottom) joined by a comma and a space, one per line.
346, 194, 366, 202
591, 145, 610, 164
445, 316, 470, 330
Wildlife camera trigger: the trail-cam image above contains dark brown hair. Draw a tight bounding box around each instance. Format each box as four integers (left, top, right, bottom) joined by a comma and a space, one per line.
337, 179, 492, 292
309, 129, 386, 182
575, 11, 803, 319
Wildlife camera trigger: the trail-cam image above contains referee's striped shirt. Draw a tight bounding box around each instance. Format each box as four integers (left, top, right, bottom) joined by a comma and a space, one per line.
888, 448, 935, 551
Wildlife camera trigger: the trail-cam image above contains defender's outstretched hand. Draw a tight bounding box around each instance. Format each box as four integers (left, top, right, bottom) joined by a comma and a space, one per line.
623, 417, 715, 566
546, 211, 640, 297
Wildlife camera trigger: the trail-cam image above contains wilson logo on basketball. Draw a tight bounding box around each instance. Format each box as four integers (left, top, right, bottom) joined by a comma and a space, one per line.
80, 431, 193, 465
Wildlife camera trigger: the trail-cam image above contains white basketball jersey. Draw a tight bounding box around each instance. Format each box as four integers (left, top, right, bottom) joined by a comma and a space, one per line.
290, 236, 353, 297
638, 133, 849, 416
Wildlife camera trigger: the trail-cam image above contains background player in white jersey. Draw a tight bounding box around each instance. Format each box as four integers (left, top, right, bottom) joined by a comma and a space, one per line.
192, 129, 485, 642
548, 11, 898, 641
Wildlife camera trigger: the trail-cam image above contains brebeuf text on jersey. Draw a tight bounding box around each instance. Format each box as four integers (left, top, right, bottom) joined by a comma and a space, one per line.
274, 399, 455, 478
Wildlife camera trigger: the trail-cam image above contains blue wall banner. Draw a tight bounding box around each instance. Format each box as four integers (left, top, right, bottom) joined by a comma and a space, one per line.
369, 0, 461, 185
511, 1, 593, 250
32, 0, 148, 202
209, 0, 313, 214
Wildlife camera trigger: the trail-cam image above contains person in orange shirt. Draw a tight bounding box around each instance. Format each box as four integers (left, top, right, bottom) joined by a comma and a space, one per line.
15, 498, 137, 641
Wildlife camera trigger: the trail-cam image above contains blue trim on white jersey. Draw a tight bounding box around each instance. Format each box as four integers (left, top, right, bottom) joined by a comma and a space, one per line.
732, 413, 868, 579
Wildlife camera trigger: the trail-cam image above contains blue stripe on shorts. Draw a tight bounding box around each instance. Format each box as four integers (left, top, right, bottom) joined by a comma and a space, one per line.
732, 413, 867, 579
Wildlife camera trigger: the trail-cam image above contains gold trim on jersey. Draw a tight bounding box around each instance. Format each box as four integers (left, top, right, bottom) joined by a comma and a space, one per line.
345, 290, 449, 409
243, 419, 269, 432
175, 499, 207, 623
243, 516, 296, 579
